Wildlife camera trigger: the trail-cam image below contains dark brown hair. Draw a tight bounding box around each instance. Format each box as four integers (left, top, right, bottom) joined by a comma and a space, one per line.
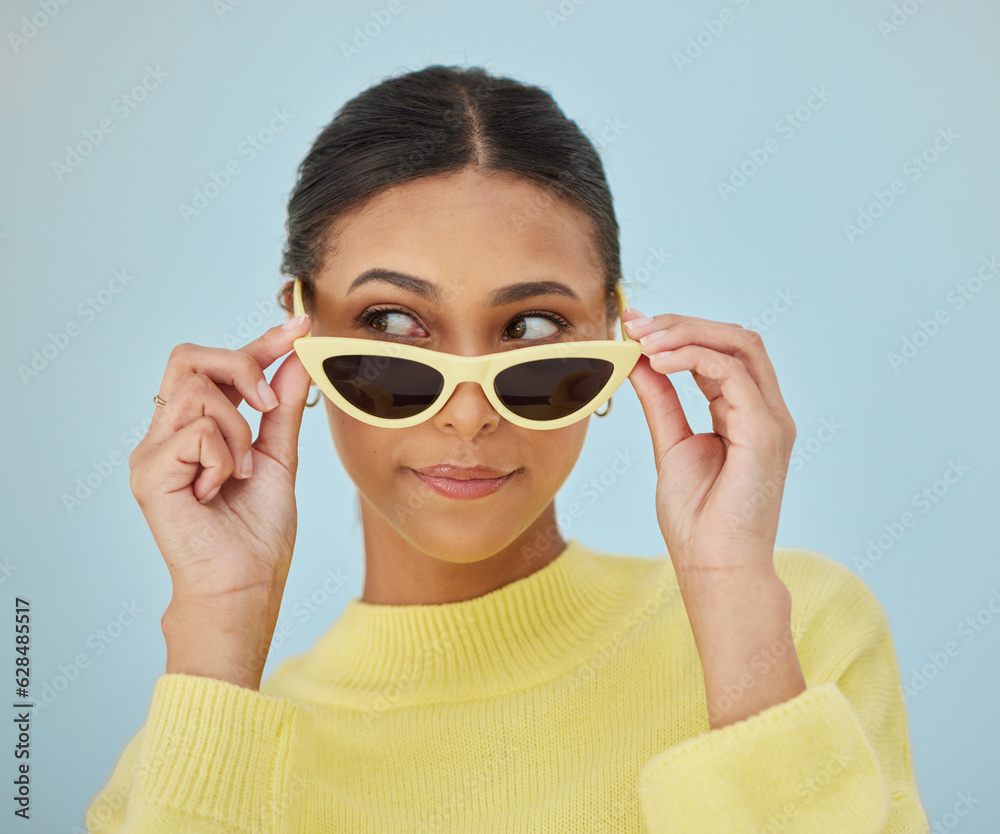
276, 64, 622, 323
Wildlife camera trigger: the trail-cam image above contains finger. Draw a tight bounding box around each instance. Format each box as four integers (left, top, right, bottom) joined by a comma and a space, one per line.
131, 415, 235, 506
152, 316, 312, 429
623, 308, 742, 337
252, 348, 313, 477
139, 372, 255, 481
646, 345, 779, 450
708, 393, 730, 438
626, 352, 694, 465
236, 314, 311, 386
636, 320, 790, 424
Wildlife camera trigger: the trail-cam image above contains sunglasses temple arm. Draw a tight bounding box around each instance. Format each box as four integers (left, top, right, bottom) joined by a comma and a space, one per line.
615, 283, 636, 343
293, 278, 313, 336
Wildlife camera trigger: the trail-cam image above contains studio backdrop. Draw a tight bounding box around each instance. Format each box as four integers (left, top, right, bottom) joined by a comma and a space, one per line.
1, 1, 998, 831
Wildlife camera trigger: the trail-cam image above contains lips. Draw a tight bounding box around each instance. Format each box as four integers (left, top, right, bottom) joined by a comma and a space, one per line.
408, 464, 519, 500
412, 464, 514, 480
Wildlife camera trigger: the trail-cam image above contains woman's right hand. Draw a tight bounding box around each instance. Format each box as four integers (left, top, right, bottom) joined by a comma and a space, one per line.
128, 313, 313, 688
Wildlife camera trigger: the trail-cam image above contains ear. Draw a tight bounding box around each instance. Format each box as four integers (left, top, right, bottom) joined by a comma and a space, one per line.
280, 280, 295, 317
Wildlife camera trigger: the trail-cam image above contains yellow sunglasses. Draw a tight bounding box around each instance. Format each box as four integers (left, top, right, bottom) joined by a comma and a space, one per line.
290, 277, 641, 430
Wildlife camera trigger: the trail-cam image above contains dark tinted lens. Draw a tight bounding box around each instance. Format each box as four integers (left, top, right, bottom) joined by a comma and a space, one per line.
322, 355, 444, 419
495, 358, 614, 421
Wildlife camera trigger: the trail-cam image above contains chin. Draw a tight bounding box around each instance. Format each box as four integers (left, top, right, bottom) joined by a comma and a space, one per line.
397, 514, 530, 565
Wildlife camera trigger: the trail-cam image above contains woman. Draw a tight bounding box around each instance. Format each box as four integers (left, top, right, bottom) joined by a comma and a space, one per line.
87, 65, 928, 832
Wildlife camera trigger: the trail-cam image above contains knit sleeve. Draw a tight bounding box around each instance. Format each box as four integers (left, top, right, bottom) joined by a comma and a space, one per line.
85, 673, 306, 833
636, 553, 930, 834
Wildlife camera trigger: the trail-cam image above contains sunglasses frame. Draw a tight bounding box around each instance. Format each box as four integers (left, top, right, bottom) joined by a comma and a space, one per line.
290, 277, 642, 430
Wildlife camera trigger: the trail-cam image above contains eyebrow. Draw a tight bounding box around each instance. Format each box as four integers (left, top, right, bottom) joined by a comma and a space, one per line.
345, 267, 582, 306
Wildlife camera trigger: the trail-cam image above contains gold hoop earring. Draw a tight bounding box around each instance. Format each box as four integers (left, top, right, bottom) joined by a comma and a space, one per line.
595, 396, 612, 418
305, 386, 320, 408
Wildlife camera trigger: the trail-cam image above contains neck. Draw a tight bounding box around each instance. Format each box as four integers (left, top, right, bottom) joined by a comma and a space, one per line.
296, 536, 660, 706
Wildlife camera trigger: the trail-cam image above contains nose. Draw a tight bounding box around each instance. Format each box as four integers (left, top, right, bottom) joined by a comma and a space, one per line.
431, 380, 501, 436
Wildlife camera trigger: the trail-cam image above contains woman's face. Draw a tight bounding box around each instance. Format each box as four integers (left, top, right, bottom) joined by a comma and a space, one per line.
308, 167, 615, 564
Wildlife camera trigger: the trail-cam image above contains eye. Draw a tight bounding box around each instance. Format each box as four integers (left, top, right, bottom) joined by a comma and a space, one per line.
352, 306, 572, 341
504, 311, 571, 341
353, 306, 426, 337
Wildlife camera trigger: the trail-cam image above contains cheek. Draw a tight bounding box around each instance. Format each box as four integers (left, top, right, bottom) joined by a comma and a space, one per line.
530, 423, 589, 489
325, 403, 397, 486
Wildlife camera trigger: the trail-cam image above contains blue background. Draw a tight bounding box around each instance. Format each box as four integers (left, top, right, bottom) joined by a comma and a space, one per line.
2, 1, 998, 830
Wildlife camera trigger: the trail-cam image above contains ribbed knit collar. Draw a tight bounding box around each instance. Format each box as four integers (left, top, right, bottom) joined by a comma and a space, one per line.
288, 538, 667, 706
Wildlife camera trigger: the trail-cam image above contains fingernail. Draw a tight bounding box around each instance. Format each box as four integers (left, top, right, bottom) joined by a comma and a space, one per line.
624, 316, 653, 332
200, 484, 221, 504
241, 450, 253, 479
639, 329, 669, 347
258, 379, 279, 410
283, 314, 309, 330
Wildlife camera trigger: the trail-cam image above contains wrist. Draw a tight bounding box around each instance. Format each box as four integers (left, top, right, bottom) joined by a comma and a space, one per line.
674, 567, 804, 727
162, 596, 275, 690
677, 563, 788, 609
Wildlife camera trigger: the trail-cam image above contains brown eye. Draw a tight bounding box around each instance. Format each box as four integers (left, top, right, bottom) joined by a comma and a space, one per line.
504, 313, 568, 341
505, 319, 526, 339
359, 307, 422, 337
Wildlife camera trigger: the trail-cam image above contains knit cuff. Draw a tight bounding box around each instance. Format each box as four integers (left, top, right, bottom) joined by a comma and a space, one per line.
129, 673, 304, 831
637, 682, 889, 833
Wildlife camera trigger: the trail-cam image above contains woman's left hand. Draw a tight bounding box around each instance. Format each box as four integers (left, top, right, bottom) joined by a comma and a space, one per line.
621, 307, 797, 582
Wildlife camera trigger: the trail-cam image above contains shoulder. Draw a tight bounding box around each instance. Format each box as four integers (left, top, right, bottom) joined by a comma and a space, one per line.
773, 546, 896, 678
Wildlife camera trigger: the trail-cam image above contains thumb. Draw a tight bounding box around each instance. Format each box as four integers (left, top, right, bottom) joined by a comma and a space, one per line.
621, 307, 693, 465
253, 349, 313, 477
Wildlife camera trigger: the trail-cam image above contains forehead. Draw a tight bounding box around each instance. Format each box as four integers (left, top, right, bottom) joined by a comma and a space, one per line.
317, 168, 604, 301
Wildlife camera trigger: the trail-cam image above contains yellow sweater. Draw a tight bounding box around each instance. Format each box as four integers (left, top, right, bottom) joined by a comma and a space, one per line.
86, 539, 929, 832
